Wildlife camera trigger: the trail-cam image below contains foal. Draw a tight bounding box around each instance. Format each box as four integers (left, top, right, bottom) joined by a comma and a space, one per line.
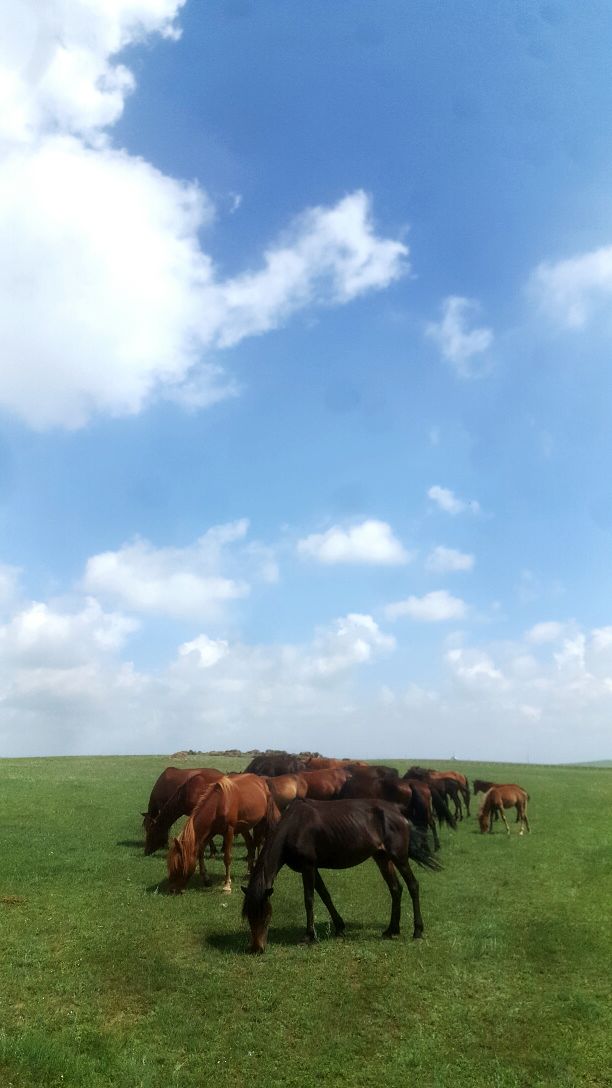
241, 798, 440, 953
478, 786, 530, 835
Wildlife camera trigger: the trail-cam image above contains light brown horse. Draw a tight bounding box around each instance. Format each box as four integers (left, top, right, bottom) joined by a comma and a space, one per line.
167, 775, 280, 894
478, 785, 530, 835
297, 767, 353, 799
265, 774, 308, 811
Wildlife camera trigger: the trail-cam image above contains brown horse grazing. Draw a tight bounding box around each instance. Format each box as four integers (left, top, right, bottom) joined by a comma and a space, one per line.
265, 774, 308, 811
478, 786, 530, 835
144, 769, 225, 854
141, 766, 223, 836
297, 767, 353, 799
167, 775, 280, 894
241, 798, 441, 953
302, 757, 369, 770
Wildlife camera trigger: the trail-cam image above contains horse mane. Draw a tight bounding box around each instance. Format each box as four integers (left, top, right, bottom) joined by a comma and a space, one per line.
166, 779, 224, 884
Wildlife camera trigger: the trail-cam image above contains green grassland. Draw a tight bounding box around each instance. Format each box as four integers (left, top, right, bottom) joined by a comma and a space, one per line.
1, 755, 611, 1088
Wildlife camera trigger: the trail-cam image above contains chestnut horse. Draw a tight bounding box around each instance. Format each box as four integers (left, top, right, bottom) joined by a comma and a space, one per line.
167, 775, 280, 894
141, 766, 223, 836
143, 769, 224, 854
297, 767, 353, 799
478, 786, 530, 835
265, 773, 308, 811
241, 798, 441, 953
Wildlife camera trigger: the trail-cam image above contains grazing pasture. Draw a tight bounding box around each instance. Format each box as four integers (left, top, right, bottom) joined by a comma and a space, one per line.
1, 755, 611, 1088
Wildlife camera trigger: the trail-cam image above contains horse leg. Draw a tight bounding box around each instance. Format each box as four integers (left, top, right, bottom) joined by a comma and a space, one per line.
523, 807, 531, 833
454, 793, 463, 821
430, 812, 441, 851
463, 786, 471, 817
222, 827, 235, 893
313, 870, 345, 936
198, 838, 213, 886
242, 828, 256, 871
499, 807, 510, 834
208, 837, 218, 859
301, 866, 318, 943
374, 855, 403, 939
394, 856, 424, 939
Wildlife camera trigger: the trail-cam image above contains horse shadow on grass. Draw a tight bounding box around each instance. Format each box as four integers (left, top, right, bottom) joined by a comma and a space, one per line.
145, 868, 243, 896
116, 839, 144, 849
205, 920, 368, 954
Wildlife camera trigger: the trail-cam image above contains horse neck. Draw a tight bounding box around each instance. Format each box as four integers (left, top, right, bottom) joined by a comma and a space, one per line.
156, 780, 191, 834
251, 808, 293, 892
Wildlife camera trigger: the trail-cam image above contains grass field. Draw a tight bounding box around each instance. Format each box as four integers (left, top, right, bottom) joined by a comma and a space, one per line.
1, 755, 611, 1088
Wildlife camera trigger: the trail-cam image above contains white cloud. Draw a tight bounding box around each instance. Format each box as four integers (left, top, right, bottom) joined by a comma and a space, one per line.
530, 245, 612, 329
82, 521, 257, 621
306, 613, 395, 677
178, 634, 229, 668
297, 519, 410, 565
526, 621, 566, 644
426, 546, 474, 573
446, 647, 507, 689
0, 0, 185, 143
385, 590, 466, 622
426, 296, 493, 376
0, 5, 409, 430
427, 485, 480, 516
0, 597, 137, 668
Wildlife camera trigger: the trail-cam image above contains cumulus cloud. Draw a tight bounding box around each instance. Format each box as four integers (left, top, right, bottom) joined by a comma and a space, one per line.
530, 245, 612, 329
426, 296, 493, 376
297, 519, 410, 565
526, 621, 567, 644
426, 546, 474, 574
82, 520, 259, 621
427, 485, 480, 516
385, 590, 466, 622
0, 3, 408, 429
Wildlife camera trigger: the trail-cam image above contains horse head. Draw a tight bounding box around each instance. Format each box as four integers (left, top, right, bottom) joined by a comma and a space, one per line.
241, 883, 274, 953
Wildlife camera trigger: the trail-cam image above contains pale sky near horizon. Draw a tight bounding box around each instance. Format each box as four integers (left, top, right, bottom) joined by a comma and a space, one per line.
2, 1, 612, 762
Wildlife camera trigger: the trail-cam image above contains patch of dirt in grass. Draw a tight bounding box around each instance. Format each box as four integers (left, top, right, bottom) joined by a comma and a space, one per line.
1, 896, 26, 907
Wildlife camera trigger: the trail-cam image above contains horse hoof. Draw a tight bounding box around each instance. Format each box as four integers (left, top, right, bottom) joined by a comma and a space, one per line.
334, 926, 346, 938
299, 935, 318, 945
413, 931, 424, 940
382, 929, 400, 940
222, 885, 232, 894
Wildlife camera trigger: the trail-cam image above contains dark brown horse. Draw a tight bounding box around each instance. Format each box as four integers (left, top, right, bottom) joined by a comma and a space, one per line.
244, 752, 307, 776
302, 757, 369, 770
406, 767, 469, 819
167, 775, 280, 894
339, 768, 455, 851
473, 778, 498, 795
478, 786, 530, 835
141, 766, 223, 837
241, 798, 440, 953
143, 769, 225, 854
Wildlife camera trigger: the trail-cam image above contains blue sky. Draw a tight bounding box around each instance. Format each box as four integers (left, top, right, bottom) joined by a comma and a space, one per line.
1, 0, 612, 761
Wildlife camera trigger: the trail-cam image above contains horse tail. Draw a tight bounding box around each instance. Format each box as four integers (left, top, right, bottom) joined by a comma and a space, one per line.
406, 786, 429, 830
430, 786, 457, 830
408, 825, 442, 871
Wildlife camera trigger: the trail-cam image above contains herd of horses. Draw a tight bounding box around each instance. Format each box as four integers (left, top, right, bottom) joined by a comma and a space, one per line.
141, 753, 531, 953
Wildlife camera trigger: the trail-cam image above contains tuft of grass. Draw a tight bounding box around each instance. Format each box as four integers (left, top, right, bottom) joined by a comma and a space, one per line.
0, 755, 611, 1087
